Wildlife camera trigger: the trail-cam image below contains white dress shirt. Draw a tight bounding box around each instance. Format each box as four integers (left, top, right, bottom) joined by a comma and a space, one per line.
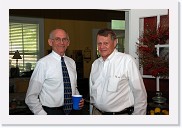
90, 49, 147, 115
25, 51, 79, 115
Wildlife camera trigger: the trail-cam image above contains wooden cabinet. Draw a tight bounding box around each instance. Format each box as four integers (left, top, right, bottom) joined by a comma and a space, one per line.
9, 77, 32, 115
10, 77, 30, 93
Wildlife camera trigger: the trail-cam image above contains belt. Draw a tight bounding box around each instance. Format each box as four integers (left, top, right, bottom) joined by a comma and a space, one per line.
42, 106, 64, 110
96, 106, 134, 115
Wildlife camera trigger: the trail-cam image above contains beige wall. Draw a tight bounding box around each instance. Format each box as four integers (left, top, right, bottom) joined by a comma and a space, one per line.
44, 19, 109, 78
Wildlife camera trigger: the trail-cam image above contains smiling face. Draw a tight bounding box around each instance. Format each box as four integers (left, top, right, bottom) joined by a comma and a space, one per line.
97, 34, 117, 60
48, 29, 70, 56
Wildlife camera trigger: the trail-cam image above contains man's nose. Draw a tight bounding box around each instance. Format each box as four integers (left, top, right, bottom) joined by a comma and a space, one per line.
59, 39, 64, 44
100, 43, 105, 49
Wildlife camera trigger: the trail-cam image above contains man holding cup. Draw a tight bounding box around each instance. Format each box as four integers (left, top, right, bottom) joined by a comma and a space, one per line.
25, 29, 84, 115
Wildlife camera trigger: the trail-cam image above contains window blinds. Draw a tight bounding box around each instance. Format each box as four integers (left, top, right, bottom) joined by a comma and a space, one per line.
9, 22, 39, 72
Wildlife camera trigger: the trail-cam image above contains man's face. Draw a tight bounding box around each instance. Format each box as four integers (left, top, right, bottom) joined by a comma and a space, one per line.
97, 34, 117, 60
48, 29, 70, 56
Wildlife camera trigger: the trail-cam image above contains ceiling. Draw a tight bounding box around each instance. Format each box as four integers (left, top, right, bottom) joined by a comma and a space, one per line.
9, 9, 125, 22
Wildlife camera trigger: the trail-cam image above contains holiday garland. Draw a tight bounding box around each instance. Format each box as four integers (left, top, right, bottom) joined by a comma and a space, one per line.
136, 17, 169, 78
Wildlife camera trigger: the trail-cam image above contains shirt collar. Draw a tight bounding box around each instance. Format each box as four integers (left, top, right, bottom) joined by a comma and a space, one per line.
51, 50, 65, 61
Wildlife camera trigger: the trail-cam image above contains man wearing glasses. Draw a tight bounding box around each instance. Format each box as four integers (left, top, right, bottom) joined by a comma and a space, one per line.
25, 29, 84, 115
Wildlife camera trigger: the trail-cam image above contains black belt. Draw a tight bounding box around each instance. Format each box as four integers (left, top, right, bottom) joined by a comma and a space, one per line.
42, 106, 64, 110
96, 106, 134, 115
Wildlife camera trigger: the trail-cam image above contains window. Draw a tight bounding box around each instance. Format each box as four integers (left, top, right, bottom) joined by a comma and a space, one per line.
9, 16, 44, 73
138, 15, 169, 92
114, 30, 125, 53
112, 20, 125, 53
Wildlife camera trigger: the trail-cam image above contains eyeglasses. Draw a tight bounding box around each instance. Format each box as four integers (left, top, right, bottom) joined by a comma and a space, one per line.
52, 37, 69, 43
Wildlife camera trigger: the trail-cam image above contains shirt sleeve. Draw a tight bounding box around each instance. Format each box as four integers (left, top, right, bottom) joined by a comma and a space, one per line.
25, 61, 47, 115
127, 57, 147, 115
89, 65, 94, 114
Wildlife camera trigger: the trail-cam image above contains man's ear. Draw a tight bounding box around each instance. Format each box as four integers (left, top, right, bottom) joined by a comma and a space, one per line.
114, 39, 118, 48
48, 39, 53, 46
67, 41, 70, 46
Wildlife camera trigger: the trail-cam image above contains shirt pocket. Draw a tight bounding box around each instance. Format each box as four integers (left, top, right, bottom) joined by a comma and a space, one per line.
107, 76, 121, 92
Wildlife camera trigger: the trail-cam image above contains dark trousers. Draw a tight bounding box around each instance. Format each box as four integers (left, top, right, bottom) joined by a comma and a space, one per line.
43, 106, 82, 115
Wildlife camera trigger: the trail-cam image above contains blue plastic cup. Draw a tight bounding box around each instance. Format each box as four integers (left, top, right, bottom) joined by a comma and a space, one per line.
72, 95, 82, 110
